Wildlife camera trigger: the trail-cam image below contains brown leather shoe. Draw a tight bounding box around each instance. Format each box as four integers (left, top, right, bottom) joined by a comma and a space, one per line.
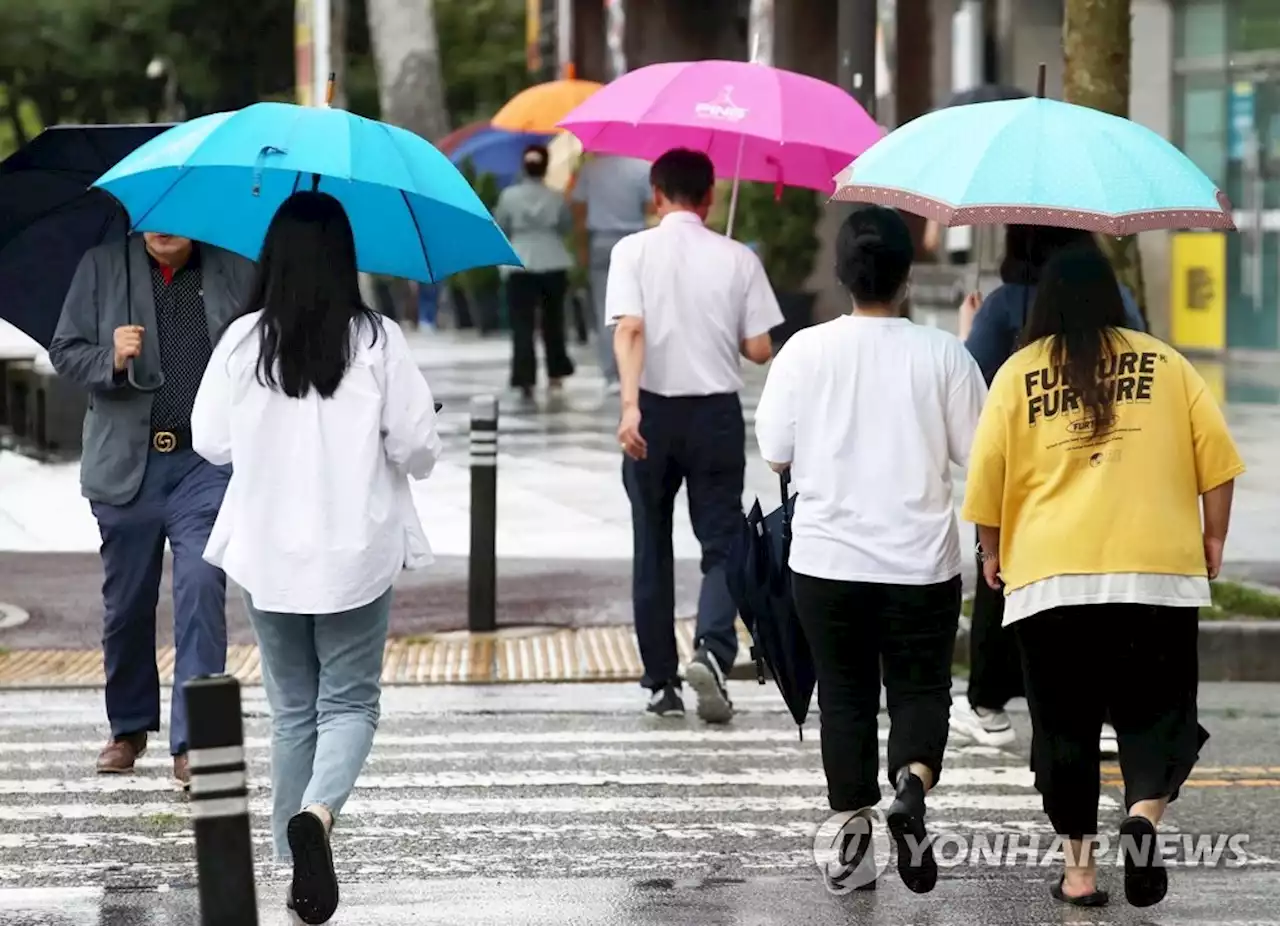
96, 732, 147, 774
173, 753, 191, 791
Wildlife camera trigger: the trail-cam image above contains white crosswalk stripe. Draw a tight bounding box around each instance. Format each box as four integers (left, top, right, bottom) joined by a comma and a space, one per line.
0, 684, 1130, 891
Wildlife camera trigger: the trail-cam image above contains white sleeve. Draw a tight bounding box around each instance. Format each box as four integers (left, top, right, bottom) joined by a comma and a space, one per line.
754, 340, 798, 464
946, 344, 990, 469
379, 320, 443, 480
605, 239, 643, 325
191, 330, 236, 466
741, 251, 785, 340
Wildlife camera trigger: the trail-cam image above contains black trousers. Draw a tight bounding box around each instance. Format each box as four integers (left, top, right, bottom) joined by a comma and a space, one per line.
967, 529, 1024, 710
791, 572, 962, 812
507, 270, 575, 388
623, 391, 744, 689
1015, 604, 1208, 839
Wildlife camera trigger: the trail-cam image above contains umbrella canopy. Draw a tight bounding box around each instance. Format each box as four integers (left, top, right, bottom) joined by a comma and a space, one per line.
435, 120, 490, 156
0, 123, 174, 347
558, 60, 882, 195
94, 102, 520, 284
833, 95, 1235, 234
492, 79, 603, 134
941, 83, 1027, 108
726, 470, 814, 734
446, 125, 555, 188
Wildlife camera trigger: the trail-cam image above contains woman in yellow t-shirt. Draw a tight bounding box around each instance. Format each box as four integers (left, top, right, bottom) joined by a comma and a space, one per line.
961, 245, 1245, 910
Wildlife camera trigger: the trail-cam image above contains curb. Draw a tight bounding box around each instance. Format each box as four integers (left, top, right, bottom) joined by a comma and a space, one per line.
953, 619, 1280, 683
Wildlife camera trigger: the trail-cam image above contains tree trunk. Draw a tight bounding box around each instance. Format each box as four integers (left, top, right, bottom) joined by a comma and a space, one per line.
365, 0, 449, 142
1063, 0, 1147, 324
365, 0, 450, 324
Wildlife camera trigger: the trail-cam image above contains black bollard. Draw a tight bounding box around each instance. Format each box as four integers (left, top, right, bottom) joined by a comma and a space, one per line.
185, 674, 258, 926
468, 394, 498, 632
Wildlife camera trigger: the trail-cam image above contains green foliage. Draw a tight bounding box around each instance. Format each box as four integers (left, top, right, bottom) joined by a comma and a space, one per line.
452, 157, 503, 296
731, 181, 822, 293
435, 0, 532, 126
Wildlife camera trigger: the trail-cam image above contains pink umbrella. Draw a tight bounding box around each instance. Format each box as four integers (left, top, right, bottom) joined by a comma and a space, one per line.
558, 59, 883, 235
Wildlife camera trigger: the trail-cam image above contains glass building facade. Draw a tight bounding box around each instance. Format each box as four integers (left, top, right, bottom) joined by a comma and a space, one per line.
1175, 0, 1280, 348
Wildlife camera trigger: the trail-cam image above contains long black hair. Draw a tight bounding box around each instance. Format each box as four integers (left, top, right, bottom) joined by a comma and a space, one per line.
1023, 244, 1130, 438
239, 191, 381, 399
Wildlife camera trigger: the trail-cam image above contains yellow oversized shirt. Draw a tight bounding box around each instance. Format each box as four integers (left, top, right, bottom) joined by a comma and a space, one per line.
961, 331, 1246, 593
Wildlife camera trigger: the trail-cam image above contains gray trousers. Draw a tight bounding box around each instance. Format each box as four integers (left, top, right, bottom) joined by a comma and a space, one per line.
589, 231, 632, 385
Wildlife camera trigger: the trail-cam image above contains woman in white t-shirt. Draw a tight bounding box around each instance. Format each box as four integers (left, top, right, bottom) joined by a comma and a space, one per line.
755, 205, 987, 895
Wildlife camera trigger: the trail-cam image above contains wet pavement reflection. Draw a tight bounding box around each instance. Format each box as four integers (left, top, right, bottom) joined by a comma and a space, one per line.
4, 872, 1280, 925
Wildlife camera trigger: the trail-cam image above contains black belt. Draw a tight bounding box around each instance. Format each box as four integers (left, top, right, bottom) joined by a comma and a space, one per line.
150, 428, 192, 453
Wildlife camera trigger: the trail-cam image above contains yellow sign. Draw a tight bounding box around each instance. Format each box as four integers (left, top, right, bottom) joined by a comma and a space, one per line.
1170, 232, 1226, 351
296, 0, 314, 106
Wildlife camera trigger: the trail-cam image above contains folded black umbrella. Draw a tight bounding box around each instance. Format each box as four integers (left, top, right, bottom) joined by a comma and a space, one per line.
941, 84, 1028, 109
0, 123, 174, 347
726, 469, 815, 738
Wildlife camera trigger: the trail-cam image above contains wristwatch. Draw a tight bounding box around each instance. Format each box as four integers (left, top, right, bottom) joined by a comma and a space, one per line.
975, 543, 998, 563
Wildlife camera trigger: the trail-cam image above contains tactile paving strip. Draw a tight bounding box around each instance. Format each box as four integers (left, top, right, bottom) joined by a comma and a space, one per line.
0, 619, 756, 688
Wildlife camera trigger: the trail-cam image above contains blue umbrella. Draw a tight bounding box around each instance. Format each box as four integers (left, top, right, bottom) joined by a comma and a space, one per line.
832, 71, 1235, 235
94, 102, 520, 283
448, 126, 555, 188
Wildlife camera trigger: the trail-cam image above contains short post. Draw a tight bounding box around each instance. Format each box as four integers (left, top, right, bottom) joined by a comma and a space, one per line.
468, 394, 498, 632
185, 675, 258, 926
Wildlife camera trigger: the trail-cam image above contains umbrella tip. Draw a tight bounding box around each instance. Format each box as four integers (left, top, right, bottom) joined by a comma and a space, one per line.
1036, 63, 1046, 98
325, 72, 336, 107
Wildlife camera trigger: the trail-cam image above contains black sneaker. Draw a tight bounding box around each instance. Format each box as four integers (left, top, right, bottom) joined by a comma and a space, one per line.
287, 810, 340, 924
814, 808, 880, 894
886, 769, 938, 894
683, 647, 733, 724
646, 684, 685, 718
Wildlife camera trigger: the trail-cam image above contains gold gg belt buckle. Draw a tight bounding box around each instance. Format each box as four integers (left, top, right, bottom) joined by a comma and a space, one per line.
152, 431, 177, 453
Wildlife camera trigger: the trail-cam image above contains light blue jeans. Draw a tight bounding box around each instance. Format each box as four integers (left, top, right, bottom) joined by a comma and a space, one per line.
245, 587, 392, 861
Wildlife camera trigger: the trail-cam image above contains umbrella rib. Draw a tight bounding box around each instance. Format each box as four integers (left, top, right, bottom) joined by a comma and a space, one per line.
399, 190, 436, 283
375, 120, 439, 282
128, 166, 196, 232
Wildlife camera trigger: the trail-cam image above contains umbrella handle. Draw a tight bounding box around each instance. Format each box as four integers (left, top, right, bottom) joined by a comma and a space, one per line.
724, 134, 747, 238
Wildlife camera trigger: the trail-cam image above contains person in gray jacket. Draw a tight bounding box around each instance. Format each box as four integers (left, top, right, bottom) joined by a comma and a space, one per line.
493, 145, 576, 401
48, 232, 255, 787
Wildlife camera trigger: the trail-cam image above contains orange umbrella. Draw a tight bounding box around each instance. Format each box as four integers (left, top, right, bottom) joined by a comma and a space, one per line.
491, 79, 603, 134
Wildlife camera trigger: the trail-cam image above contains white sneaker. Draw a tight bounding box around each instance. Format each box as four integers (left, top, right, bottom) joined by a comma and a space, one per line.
1100, 723, 1118, 758
949, 696, 1017, 747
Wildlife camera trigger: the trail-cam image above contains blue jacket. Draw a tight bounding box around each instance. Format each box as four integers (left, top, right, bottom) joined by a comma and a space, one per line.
964, 282, 1146, 386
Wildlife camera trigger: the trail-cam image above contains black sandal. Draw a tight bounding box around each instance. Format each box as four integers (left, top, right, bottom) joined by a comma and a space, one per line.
287, 811, 340, 924
1119, 815, 1169, 908
1051, 873, 1110, 907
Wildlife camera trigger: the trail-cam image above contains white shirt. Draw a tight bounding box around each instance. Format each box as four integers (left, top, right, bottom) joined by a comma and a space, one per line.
605, 211, 784, 396
754, 314, 987, 585
192, 312, 442, 614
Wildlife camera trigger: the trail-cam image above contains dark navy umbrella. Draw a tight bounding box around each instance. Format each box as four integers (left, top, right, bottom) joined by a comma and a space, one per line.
726, 469, 815, 737
0, 123, 174, 347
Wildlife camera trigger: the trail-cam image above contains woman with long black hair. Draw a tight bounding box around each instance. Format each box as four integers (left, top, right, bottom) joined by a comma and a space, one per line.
963, 244, 1244, 908
951, 224, 1146, 754
192, 191, 442, 924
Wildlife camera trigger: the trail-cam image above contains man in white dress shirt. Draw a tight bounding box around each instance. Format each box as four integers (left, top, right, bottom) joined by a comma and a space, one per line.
607, 148, 784, 722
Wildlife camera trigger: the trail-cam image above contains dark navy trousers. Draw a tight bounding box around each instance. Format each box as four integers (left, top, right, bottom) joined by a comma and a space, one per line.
623, 390, 744, 690
90, 449, 230, 756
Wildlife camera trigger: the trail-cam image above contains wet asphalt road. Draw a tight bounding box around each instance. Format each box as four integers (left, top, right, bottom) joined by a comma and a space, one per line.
0, 681, 1277, 924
